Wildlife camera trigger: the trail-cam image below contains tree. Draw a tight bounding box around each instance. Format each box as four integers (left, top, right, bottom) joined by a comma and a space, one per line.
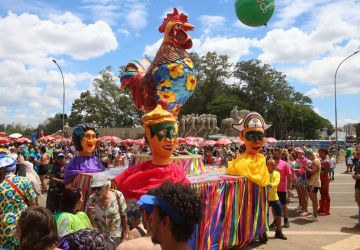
180, 53, 333, 138
68, 66, 142, 128
0, 123, 34, 138
38, 113, 65, 135
206, 95, 247, 123
181, 52, 233, 115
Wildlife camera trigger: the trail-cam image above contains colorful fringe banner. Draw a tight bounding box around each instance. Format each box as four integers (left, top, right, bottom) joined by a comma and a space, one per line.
68, 166, 267, 250
189, 175, 268, 250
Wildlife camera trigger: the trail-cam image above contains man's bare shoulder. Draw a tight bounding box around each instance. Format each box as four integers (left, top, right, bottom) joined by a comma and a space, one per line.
116, 237, 161, 250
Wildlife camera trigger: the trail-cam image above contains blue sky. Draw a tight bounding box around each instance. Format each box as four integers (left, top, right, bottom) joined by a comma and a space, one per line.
0, 0, 359, 128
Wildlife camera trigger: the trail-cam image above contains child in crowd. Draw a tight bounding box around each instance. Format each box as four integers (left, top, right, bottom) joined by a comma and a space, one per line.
267, 158, 287, 240
329, 154, 336, 181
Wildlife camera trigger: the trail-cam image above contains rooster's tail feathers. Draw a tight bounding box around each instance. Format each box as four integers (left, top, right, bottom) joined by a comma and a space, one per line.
120, 58, 151, 90
120, 58, 151, 109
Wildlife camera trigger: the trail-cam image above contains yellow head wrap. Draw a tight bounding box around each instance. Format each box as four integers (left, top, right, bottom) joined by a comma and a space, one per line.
142, 105, 176, 127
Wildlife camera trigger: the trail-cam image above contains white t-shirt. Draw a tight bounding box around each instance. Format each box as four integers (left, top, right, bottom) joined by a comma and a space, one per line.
330, 157, 336, 169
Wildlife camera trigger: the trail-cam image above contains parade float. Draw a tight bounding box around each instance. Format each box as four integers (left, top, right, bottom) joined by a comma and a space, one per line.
69, 4, 275, 249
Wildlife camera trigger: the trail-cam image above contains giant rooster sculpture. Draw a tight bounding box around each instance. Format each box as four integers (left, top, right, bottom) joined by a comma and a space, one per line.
120, 8, 197, 116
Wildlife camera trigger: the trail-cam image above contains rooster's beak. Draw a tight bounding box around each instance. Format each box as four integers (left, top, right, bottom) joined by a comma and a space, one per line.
183, 23, 194, 31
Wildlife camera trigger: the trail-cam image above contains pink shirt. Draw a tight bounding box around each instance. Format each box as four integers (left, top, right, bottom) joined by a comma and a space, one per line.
276, 160, 291, 192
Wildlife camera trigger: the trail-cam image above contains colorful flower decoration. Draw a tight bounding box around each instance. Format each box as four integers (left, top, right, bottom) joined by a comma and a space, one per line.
167, 63, 184, 79
186, 74, 196, 91
157, 91, 176, 103
183, 58, 193, 68
158, 79, 172, 89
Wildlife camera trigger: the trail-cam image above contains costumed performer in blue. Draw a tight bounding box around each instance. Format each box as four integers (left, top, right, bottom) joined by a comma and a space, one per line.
64, 123, 105, 185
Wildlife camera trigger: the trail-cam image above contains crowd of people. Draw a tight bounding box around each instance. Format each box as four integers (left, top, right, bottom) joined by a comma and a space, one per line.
0, 139, 359, 249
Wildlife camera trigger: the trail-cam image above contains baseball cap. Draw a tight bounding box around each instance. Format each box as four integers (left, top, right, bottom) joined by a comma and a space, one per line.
305, 149, 314, 155
137, 194, 184, 223
0, 157, 16, 171
294, 147, 304, 155
56, 153, 65, 158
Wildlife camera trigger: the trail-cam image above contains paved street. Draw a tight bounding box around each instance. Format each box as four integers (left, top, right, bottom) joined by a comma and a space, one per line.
244, 163, 360, 250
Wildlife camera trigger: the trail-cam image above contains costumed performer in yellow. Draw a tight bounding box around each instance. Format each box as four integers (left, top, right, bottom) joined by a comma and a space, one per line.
226, 112, 271, 187
114, 105, 189, 200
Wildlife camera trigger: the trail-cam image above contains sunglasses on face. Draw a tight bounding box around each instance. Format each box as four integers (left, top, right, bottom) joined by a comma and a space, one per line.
244, 131, 264, 142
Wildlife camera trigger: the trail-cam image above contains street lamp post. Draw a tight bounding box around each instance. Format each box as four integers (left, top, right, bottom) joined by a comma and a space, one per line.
299, 117, 304, 139
52, 59, 65, 145
334, 51, 359, 149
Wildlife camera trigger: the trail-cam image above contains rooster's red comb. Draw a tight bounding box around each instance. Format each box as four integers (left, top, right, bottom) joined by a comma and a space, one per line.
158, 8, 188, 33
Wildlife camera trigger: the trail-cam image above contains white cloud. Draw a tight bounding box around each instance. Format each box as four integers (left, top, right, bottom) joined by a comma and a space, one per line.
255, 22, 356, 64
81, 0, 148, 30
289, 49, 360, 97
255, 0, 360, 98
0, 59, 95, 125
125, 4, 147, 30
198, 15, 226, 35
144, 35, 253, 63
337, 118, 360, 127
198, 15, 226, 28
0, 12, 118, 65
118, 28, 130, 37
191, 36, 253, 63
272, 1, 323, 29
0, 11, 114, 126
144, 38, 162, 58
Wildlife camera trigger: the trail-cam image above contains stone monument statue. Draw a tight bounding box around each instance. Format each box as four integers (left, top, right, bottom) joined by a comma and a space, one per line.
179, 113, 220, 137
221, 107, 250, 137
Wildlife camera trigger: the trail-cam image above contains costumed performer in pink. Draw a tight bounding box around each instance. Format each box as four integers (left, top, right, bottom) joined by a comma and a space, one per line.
114, 105, 189, 200
64, 123, 105, 185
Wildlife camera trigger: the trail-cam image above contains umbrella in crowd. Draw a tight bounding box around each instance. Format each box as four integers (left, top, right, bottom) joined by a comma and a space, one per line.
184, 137, 204, 145
216, 138, 232, 146
186, 140, 199, 147
122, 139, 134, 144
189, 137, 204, 143
15, 137, 31, 144
134, 138, 145, 146
37, 135, 55, 142
101, 136, 122, 143
185, 137, 202, 146
53, 135, 65, 141
177, 137, 186, 143
0, 137, 10, 144
202, 140, 216, 147
9, 133, 22, 139
231, 138, 244, 144
265, 137, 277, 143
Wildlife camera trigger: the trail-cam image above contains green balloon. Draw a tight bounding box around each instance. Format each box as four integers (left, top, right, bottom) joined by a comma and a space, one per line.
235, 0, 275, 27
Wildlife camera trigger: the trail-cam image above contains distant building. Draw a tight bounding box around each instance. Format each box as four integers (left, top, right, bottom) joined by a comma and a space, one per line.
329, 131, 346, 141
343, 123, 356, 137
